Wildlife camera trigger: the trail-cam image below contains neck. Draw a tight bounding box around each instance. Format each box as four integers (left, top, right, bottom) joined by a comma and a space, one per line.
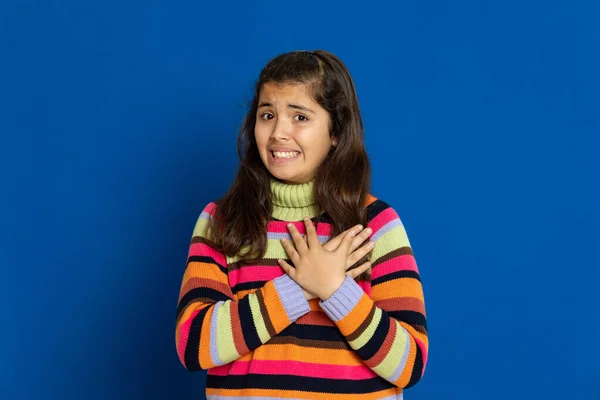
270, 179, 321, 221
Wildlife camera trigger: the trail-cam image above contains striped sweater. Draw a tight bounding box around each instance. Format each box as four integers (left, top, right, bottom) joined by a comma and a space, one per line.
175, 179, 428, 399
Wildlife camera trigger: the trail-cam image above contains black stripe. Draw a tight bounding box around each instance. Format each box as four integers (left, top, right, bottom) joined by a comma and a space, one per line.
356, 311, 390, 360
406, 342, 424, 388
232, 280, 267, 294
237, 295, 262, 351
371, 270, 421, 286
183, 306, 210, 371
278, 323, 346, 342
187, 255, 227, 275
206, 374, 394, 393
176, 288, 230, 315
366, 199, 390, 222
388, 310, 428, 331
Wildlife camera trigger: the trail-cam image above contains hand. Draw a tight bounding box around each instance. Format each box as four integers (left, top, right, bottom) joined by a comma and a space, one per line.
323, 224, 375, 274
278, 217, 373, 301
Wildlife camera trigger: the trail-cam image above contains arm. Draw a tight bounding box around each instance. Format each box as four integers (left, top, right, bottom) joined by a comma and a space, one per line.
319, 202, 428, 388
175, 203, 310, 371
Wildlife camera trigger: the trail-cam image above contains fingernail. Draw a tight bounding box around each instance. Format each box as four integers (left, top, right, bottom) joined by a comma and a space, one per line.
368, 241, 374, 248
287, 223, 293, 228
349, 230, 356, 236
357, 225, 363, 230
365, 228, 372, 234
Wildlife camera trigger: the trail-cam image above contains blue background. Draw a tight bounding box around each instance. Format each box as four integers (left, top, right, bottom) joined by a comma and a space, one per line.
1, 0, 598, 399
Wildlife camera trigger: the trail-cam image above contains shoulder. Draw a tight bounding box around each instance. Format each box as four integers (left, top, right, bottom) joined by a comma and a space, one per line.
365, 195, 408, 237
365, 195, 402, 225
192, 201, 219, 239
364, 195, 413, 253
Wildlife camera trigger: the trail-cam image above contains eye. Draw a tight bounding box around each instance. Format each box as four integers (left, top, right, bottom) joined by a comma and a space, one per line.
294, 114, 309, 122
260, 112, 274, 120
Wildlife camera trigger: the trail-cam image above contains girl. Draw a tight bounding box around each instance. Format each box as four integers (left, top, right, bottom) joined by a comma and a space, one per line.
175, 50, 428, 399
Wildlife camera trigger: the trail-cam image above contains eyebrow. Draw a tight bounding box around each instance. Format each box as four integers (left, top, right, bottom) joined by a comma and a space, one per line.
257, 102, 316, 114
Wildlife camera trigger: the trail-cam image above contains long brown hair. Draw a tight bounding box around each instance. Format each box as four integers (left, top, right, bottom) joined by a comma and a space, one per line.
210, 50, 371, 276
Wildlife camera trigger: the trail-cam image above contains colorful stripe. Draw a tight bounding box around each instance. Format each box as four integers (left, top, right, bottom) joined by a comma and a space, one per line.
175, 198, 428, 398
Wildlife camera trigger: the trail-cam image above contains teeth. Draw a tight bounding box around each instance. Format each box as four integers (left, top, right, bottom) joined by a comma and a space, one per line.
273, 151, 299, 159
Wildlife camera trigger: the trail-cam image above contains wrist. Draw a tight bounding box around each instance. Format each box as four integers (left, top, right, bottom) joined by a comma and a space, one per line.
318, 275, 346, 301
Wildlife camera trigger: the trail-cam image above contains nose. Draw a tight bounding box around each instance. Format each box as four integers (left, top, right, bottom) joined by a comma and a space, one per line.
270, 118, 291, 141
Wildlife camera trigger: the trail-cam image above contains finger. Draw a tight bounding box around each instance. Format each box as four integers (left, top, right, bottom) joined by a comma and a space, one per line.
280, 237, 301, 264
323, 224, 363, 251
277, 259, 296, 280
338, 226, 358, 254
303, 217, 320, 248
346, 241, 375, 268
287, 223, 308, 254
349, 227, 372, 253
346, 261, 371, 279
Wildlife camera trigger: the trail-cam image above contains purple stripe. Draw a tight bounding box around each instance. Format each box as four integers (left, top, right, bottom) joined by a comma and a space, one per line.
273, 275, 310, 322
319, 276, 364, 322
372, 218, 403, 242
389, 323, 411, 382
209, 301, 224, 366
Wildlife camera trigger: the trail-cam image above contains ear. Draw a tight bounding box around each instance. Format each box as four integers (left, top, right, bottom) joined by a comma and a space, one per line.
332, 137, 339, 147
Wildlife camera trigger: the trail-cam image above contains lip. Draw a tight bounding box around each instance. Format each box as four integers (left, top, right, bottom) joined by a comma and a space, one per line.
268, 148, 302, 164
269, 146, 301, 153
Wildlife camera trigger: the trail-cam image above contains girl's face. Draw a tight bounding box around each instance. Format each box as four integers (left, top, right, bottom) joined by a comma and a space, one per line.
255, 82, 336, 185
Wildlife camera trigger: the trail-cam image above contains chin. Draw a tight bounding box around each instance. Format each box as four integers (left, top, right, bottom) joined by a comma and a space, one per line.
269, 170, 305, 184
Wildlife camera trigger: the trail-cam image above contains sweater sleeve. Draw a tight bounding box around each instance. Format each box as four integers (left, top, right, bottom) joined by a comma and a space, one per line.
175, 203, 310, 371
319, 202, 428, 388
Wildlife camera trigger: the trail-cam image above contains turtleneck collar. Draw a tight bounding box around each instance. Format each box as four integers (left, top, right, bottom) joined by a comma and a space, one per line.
270, 178, 321, 221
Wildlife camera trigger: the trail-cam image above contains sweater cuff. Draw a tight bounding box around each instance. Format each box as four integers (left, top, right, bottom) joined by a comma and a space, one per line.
319, 276, 364, 322
273, 275, 310, 322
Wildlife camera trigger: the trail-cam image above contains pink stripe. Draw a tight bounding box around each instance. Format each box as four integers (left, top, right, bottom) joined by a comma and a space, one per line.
188, 243, 226, 266
414, 336, 428, 373
357, 280, 371, 296
208, 360, 377, 380
177, 309, 201, 365
368, 208, 399, 233
371, 254, 418, 280
267, 220, 333, 236
203, 202, 217, 215
228, 266, 284, 286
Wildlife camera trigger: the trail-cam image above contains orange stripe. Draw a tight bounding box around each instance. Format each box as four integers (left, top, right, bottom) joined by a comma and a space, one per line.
399, 321, 428, 351
371, 278, 423, 301
337, 295, 373, 337
364, 194, 378, 206
238, 344, 367, 366
175, 303, 209, 352
206, 387, 400, 400
396, 338, 417, 387
260, 281, 291, 332
183, 261, 228, 284
199, 306, 215, 368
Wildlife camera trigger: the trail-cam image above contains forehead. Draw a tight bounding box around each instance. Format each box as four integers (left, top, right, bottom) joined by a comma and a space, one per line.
259, 82, 315, 103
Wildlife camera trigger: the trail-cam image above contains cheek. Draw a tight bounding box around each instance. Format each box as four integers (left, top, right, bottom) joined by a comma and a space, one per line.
254, 126, 267, 149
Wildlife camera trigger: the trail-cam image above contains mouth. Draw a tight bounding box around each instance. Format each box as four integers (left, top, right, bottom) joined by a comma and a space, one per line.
269, 150, 301, 163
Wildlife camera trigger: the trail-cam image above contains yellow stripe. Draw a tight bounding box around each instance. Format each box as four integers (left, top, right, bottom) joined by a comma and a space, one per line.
349, 307, 382, 349
215, 301, 238, 363
192, 214, 211, 238
374, 321, 409, 379
248, 294, 270, 344
372, 224, 411, 261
